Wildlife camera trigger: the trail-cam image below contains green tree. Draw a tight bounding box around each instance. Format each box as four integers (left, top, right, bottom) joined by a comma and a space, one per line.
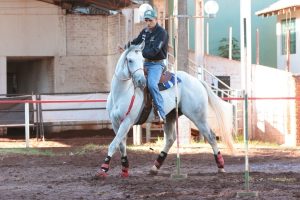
218, 37, 240, 61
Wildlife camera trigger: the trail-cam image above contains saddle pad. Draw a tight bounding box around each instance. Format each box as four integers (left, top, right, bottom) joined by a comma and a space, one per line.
158, 73, 182, 91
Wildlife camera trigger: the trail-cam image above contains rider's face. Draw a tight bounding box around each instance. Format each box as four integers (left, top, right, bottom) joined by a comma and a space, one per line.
145, 18, 157, 29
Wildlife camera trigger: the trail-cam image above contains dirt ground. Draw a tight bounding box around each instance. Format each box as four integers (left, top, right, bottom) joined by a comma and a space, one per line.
0, 135, 300, 200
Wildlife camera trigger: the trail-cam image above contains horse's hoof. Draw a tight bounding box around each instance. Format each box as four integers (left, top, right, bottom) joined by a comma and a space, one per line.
218, 168, 226, 173
149, 165, 158, 175
95, 170, 108, 179
120, 171, 129, 178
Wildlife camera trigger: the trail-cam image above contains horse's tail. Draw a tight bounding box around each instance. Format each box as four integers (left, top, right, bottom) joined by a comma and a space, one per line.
201, 80, 235, 153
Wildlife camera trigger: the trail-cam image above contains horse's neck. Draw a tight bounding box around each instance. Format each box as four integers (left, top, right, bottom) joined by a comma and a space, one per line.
111, 77, 133, 96
111, 77, 144, 105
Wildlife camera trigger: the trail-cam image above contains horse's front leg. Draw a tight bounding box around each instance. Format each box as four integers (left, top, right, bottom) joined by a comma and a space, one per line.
119, 137, 129, 177
96, 119, 132, 178
150, 113, 176, 175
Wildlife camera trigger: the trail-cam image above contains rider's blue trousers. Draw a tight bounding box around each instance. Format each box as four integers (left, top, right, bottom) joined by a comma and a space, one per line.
144, 62, 166, 119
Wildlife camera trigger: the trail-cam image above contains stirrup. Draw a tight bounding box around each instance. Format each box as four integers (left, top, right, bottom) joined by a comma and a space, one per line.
157, 112, 166, 124
154, 114, 166, 124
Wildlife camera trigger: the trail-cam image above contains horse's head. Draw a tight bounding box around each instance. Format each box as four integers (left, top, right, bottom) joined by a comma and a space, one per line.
115, 43, 146, 89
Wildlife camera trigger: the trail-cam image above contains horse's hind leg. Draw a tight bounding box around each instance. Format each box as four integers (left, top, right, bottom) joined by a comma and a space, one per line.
194, 120, 225, 173
150, 111, 176, 175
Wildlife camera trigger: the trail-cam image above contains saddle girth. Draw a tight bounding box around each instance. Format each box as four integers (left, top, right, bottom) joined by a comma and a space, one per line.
135, 88, 153, 125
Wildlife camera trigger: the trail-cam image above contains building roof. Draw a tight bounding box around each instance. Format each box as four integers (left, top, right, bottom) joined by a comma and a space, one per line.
256, 0, 300, 17
38, 0, 139, 15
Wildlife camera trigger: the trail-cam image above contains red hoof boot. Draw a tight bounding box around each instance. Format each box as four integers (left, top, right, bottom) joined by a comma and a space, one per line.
120, 167, 129, 178
95, 169, 108, 179
95, 163, 109, 179
214, 151, 225, 169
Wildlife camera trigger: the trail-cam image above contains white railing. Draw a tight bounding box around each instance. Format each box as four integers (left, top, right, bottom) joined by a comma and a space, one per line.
188, 58, 243, 136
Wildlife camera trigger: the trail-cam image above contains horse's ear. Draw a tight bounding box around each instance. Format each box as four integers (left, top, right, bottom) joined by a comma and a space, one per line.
139, 41, 145, 50
125, 41, 131, 49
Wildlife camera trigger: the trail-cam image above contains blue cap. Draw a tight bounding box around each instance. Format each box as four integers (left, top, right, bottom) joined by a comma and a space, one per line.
144, 9, 157, 19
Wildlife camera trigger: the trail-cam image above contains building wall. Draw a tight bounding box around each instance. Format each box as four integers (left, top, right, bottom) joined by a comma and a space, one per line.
0, 0, 141, 94
54, 15, 111, 93
294, 75, 300, 146
251, 65, 296, 145
205, 54, 297, 146
277, 12, 300, 73
0, 0, 66, 56
204, 55, 241, 89
53, 11, 143, 93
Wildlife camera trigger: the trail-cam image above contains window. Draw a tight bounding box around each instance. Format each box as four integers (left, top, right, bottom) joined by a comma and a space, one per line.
281, 18, 296, 55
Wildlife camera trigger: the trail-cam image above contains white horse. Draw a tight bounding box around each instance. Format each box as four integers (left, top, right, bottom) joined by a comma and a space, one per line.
96, 43, 234, 178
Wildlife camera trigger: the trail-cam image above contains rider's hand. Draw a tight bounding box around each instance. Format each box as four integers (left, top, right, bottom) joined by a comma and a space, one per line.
118, 45, 125, 53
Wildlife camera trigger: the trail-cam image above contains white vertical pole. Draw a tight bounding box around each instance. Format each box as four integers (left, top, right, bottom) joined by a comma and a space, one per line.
240, 0, 252, 92
256, 28, 260, 65
240, 0, 252, 193
195, 0, 204, 79
0, 57, 7, 94
170, 0, 186, 179
25, 102, 30, 148
187, 18, 190, 50
173, 0, 179, 153
206, 22, 209, 54
229, 26, 232, 60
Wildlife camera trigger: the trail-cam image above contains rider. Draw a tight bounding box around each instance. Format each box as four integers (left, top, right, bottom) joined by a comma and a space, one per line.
126, 9, 169, 123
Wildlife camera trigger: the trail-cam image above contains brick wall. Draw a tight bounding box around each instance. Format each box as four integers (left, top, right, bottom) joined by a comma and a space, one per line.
66, 15, 105, 56
294, 75, 300, 145
53, 13, 145, 93
54, 14, 131, 93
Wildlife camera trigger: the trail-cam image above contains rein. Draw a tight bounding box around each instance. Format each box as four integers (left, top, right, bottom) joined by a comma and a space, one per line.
114, 55, 144, 123
120, 93, 136, 123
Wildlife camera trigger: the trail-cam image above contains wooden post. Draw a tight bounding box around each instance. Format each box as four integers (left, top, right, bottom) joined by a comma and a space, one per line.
178, 0, 189, 73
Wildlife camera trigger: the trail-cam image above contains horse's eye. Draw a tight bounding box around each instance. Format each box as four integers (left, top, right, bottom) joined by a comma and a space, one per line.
128, 59, 133, 63
135, 50, 140, 53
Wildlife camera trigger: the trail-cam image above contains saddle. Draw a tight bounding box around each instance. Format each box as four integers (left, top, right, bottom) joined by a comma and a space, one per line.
135, 71, 181, 125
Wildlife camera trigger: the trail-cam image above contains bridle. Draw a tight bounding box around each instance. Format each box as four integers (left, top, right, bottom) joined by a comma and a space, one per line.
114, 49, 144, 83
114, 48, 145, 123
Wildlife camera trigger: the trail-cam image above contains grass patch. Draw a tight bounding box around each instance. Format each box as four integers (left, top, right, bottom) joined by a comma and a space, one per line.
0, 148, 55, 156
234, 134, 279, 147
74, 144, 99, 155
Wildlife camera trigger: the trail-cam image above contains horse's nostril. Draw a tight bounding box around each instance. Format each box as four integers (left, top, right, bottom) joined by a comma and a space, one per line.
137, 79, 146, 88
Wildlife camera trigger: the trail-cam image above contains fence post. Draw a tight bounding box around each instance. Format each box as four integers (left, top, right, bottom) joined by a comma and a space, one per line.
133, 125, 142, 145
146, 123, 151, 143
25, 102, 30, 148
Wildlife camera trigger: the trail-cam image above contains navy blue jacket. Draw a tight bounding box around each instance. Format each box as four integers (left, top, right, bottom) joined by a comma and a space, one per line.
130, 24, 168, 60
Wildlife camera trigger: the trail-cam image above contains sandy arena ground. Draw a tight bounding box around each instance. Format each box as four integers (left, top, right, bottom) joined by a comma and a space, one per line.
0, 135, 300, 200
